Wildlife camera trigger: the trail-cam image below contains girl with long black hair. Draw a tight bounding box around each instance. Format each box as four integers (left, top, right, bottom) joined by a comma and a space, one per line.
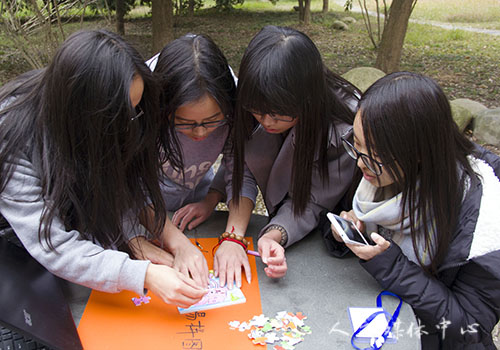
0, 30, 205, 308
131, 33, 257, 288
330, 72, 500, 349
213, 25, 361, 289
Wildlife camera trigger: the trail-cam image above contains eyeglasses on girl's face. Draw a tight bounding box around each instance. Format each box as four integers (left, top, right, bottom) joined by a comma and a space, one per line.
244, 108, 296, 123
174, 117, 227, 130
341, 136, 384, 176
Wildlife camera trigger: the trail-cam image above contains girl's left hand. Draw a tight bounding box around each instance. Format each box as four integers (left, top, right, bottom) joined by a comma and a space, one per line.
346, 232, 390, 261
213, 240, 252, 289
128, 236, 175, 267
258, 236, 287, 278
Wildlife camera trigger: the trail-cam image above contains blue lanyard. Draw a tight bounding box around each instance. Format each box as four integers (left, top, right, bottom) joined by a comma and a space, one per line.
351, 291, 403, 350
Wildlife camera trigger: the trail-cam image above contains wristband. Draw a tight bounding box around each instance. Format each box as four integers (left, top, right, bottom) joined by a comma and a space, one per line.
263, 224, 288, 246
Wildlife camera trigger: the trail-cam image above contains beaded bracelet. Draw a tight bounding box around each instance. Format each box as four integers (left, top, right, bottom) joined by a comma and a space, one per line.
263, 224, 288, 246
212, 226, 249, 256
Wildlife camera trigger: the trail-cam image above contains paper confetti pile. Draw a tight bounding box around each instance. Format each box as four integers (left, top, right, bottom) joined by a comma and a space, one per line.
228, 311, 311, 349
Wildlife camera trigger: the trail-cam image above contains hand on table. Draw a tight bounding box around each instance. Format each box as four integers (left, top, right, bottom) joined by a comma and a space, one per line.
258, 235, 287, 278
128, 236, 174, 267
172, 201, 214, 232
145, 264, 207, 308
213, 240, 251, 289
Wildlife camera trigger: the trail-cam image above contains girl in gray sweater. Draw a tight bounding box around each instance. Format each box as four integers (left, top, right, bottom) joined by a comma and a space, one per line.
0, 30, 205, 308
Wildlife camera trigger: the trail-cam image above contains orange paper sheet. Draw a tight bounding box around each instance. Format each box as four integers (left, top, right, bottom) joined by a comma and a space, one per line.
78, 238, 262, 350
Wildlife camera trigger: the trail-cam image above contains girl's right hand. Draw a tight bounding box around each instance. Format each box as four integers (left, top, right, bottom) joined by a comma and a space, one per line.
172, 191, 222, 231
144, 264, 207, 308
172, 201, 213, 232
330, 210, 366, 242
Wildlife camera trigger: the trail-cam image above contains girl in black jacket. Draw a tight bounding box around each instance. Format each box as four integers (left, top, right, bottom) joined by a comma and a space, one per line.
330, 72, 500, 349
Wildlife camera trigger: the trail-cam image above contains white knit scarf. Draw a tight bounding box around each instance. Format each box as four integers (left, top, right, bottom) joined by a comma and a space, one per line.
352, 178, 433, 265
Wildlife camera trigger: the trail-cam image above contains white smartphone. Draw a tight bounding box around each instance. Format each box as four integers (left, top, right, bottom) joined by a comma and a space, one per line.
326, 212, 374, 246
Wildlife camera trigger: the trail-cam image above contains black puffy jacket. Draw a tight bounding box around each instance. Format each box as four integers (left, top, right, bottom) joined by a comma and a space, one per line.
324, 147, 500, 349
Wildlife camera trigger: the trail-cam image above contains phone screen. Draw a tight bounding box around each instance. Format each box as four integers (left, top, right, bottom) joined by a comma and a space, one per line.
335, 217, 368, 244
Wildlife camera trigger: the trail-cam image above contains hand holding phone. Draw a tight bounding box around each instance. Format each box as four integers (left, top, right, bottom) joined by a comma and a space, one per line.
327, 212, 374, 246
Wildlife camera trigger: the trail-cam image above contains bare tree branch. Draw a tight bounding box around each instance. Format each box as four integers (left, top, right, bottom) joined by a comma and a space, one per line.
0, 0, 98, 70
358, 0, 378, 48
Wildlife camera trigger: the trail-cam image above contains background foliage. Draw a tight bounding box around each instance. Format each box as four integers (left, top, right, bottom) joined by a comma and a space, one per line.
0, 0, 499, 107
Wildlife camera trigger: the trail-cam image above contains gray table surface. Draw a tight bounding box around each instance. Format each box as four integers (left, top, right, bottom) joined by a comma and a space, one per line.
63, 210, 421, 349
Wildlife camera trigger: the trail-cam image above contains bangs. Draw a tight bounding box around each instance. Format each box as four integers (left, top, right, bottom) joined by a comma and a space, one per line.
237, 25, 325, 121
238, 65, 302, 119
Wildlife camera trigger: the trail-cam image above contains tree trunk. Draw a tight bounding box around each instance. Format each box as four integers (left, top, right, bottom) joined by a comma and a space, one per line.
303, 0, 311, 24
375, 0, 415, 73
115, 0, 125, 35
188, 0, 195, 16
298, 0, 304, 22
322, 0, 328, 13
152, 0, 174, 53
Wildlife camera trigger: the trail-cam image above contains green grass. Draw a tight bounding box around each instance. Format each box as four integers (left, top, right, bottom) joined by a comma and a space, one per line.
344, 0, 500, 29
323, 0, 500, 33
401, 21, 500, 103
412, 0, 500, 27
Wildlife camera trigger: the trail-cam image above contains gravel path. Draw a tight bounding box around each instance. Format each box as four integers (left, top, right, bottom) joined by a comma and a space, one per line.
332, 0, 500, 36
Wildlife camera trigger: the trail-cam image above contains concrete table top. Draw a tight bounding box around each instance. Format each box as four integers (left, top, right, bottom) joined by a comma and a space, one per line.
63, 210, 421, 349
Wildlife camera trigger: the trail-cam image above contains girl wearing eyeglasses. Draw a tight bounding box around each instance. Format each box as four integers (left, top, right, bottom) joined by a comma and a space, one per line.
0, 30, 206, 307
130, 34, 258, 288
330, 72, 500, 349
212, 25, 361, 289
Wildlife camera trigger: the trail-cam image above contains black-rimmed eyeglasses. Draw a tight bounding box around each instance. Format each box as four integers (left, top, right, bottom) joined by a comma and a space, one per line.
341, 135, 384, 176
174, 118, 227, 131
245, 108, 296, 123
131, 105, 144, 121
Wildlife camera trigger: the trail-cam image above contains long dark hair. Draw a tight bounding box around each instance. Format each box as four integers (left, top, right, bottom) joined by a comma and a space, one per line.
359, 71, 476, 274
232, 25, 359, 215
0, 30, 168, 249
153, 33, 236, 172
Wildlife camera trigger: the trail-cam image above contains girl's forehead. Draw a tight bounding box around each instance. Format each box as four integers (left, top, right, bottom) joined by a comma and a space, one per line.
175, 94, 222, 121
352, 112, 364, 139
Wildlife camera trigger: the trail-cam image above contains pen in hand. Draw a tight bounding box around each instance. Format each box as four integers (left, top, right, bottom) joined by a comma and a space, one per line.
247, 249, 260, 258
